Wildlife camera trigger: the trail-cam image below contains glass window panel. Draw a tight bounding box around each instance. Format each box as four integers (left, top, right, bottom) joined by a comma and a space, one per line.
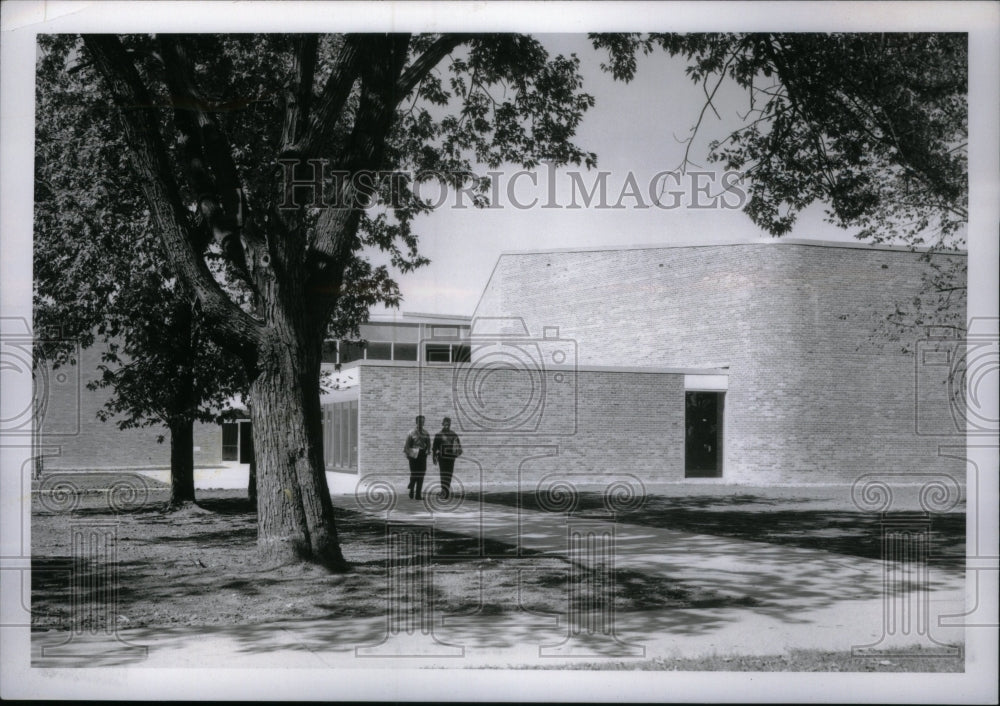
453, 344, 471, 363
366, 342, 392, 360
340, 403, 349, 467
394, 343, 417, 361
425, 344, 451, 363
332, 405, 341, 467
339, 341, 365, 363
321, 341, 338, 363
349, 400, 358, 468
323, 408, 331, 466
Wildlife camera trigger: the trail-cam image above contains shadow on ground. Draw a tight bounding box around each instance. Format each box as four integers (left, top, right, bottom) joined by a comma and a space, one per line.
475, 491, 966, 570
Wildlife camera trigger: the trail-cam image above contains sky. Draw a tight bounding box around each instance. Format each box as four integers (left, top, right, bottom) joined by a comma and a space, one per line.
371, 33, 860, 318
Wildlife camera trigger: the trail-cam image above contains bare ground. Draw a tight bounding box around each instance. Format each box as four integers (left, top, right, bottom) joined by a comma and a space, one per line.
30, 475, 964, 672
474, 484, 966, 570
31, 481, 734, 633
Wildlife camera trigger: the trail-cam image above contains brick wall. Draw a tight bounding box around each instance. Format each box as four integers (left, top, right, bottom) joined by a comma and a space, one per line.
473, 242, 967, 484
357, 363, 686, 489
36, 343, 224, 471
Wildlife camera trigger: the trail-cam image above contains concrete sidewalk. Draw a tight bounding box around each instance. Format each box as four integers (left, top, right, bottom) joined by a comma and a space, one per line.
332, 490, 965, 657
32, 488, 965, 669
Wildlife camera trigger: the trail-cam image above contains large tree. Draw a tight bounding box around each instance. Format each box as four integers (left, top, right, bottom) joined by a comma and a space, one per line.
593, 32, 968, 333
34, 36, 250, 510
69, 34, 596, 569
35, 36, 403, 511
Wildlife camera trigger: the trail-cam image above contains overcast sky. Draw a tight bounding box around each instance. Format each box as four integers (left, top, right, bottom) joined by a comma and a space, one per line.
373, 34, 859, 318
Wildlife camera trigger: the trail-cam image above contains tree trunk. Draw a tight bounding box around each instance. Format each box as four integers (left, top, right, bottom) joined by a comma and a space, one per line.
248, 453, 257, 504
167, 418, 197, 508
250, 330, 347, 571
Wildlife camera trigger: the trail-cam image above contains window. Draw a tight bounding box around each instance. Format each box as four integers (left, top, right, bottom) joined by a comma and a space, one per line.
394, 343, 418, 361
453, 344, 471, 363
324, 399, 358, 471
339, 341, 365, 363
321, 341, 338, 364
366, 342, 392, 360
425, 343, 452, 363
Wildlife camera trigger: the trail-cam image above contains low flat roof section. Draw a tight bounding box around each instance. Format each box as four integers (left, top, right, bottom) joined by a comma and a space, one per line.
320, 387, 360, 405
366, 311, 473, 325
498, 237, 968, 257
343, 359, 730, 376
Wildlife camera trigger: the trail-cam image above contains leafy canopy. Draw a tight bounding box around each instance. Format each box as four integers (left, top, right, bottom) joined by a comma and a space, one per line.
34, 34, 246, 437
592, 33, 967, 247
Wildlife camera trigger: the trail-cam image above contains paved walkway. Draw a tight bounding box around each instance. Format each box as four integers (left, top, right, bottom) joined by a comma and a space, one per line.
31, 487, 965, 669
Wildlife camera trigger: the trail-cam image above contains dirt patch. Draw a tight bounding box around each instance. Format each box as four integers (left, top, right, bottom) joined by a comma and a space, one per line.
31, 483, 737, 632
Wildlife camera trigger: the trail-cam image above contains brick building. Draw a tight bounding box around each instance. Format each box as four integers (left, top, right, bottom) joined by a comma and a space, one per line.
37, 239, 966, 487
325, 239, 966, 487
34, 312, 472, 473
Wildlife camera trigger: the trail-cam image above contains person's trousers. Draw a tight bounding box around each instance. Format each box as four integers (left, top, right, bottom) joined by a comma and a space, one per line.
438, 460, 455, 497
407, 456, 426, 499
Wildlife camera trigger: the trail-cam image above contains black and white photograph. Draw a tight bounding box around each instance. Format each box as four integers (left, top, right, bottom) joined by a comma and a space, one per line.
1, 1, 997, 702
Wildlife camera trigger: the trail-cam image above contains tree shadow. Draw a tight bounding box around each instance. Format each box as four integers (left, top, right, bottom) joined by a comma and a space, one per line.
32, 489, 965, 667
478, 491, 965, 570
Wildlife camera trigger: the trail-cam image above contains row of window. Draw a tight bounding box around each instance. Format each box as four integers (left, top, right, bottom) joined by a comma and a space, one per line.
322, 340, 472, 364
323, 400, 358, 470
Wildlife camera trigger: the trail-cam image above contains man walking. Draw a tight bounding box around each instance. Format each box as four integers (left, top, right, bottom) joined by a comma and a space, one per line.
432, 417, 463, 499
403, 415, 430, 500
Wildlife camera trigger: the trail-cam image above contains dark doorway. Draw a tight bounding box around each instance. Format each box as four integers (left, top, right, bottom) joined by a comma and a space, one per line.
221, 422, 239, 461
238, 421, 254, 464
685, 391, 724, 478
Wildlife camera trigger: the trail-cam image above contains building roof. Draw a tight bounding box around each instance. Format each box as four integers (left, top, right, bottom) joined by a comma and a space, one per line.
366, 311, 472, 325
338, 359, 730, 376
498, 237, 968, 257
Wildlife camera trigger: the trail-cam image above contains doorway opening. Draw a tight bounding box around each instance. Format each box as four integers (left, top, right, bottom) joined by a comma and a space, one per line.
221, 420, 253, 463
685, 391, 724, 478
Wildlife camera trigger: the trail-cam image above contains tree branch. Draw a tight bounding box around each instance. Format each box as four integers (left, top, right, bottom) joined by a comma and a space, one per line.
281, 35, 319, 151
82, 34, 262, 363
306, 35, 411, 323
397, 34, 472, 98
291, 34, 363, 158
157, 35, 257, 284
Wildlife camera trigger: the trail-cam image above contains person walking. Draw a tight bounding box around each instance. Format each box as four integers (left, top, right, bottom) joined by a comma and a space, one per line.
403, 415, 430, 500
432, 417, 462, 499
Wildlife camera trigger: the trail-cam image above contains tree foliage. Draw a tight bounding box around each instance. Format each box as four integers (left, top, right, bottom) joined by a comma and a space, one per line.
55, 33, 598, 568
35, 35, 251, 506
592, 32, 968, 337
593, 33, 967, 247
